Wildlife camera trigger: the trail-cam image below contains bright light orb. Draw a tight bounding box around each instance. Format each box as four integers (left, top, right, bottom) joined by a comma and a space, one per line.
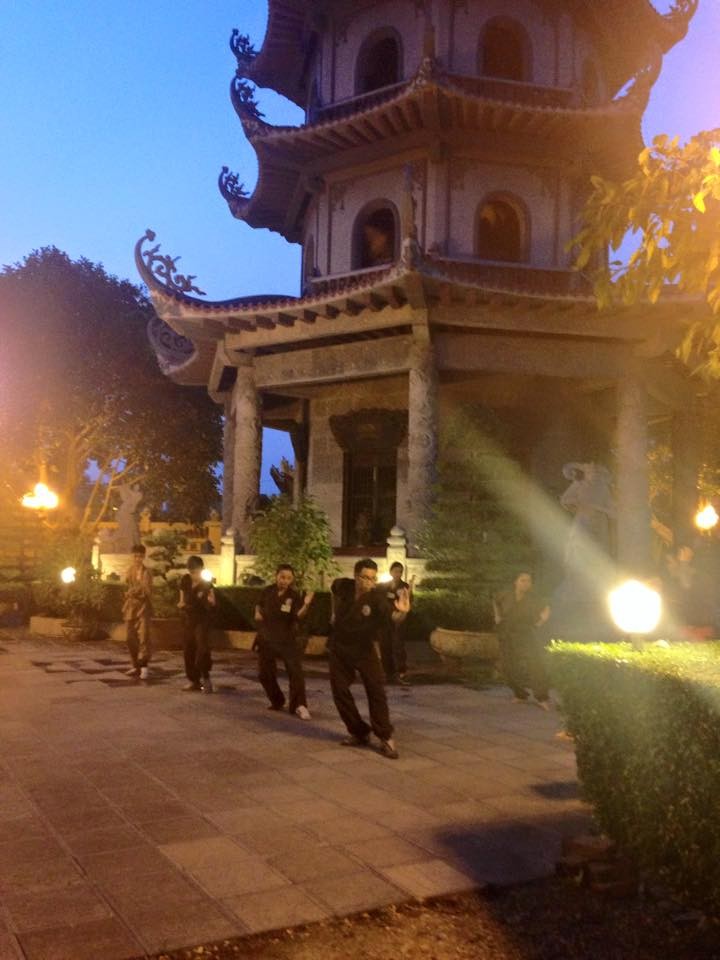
60, 567, 77, 585
200, 569, 213, 583
608, 580, 662, 636
21, 482, 59, 511
378, 572, 393, 584
695, 503, 719, 532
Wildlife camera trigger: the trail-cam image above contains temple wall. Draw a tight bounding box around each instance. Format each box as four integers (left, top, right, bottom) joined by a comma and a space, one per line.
307, 374, 408, 546
445, 158, 559, 266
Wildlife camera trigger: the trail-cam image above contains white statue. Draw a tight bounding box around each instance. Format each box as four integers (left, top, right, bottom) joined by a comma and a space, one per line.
114, 484, 143, 552
560, 462, 615, 565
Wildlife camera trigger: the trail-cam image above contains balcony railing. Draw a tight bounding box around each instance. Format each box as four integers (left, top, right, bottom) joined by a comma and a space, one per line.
446, 74, 575, 109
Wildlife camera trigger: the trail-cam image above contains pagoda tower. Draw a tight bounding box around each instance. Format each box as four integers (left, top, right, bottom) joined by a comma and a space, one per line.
137, 0, 697, 568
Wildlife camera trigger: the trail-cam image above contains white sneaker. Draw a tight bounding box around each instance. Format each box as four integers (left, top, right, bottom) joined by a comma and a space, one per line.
139, 666, 149, 681
295, 705, 312, 721
202, 678, 213, 694
125, 666, 139, 677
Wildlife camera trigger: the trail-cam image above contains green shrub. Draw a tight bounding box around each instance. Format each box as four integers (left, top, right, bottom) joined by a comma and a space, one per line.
249, 496, 337, 589
549, 641, 720, 911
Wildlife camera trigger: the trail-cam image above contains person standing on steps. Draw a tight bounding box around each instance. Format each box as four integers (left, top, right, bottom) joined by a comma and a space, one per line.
380, 562, 413, 686
178, 556, 216, 694
493, 571, 551, 709
254, 564, 314, 720
122, 544, 154, 681
329, 558, 410, 759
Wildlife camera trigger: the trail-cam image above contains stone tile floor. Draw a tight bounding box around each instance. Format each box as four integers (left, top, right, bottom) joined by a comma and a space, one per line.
0, 632, 590, 959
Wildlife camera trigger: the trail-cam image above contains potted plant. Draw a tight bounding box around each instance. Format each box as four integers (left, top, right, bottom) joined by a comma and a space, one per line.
418, 408, 534, 663
142, 530, 188, 649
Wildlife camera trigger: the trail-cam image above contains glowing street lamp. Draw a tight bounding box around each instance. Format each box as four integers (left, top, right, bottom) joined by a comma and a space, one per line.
608, 579, 662, 649
21, 481, 59, 511
695, 503, 719, 533
60, 567, 77, 584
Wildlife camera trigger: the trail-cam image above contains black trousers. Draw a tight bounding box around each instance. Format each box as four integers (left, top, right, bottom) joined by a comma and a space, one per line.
380, 621, 407, 678
328, 643, 393, 741
183, 618, 212, 684
499, 634, 548, 702
257, 639, 307, 712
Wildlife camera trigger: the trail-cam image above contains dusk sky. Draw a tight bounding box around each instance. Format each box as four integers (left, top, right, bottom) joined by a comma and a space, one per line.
2, 1, 719, 489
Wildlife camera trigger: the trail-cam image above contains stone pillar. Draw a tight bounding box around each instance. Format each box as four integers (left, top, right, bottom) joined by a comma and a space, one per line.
219, 530, 236, 586
231, 357, 261, 553
616, 372, 651, 573
386, 525, 408, 571
405, 332, 438, 551
221, 395, 236, 532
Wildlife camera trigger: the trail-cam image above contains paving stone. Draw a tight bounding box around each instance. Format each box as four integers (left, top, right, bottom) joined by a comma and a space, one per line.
269, 798, 347, 824
17, 917, 142, 960
139, 815, 220, 844
303, 870, 409, 915
121, 900, 242, 954
191, 857, 291, 898
343, 834, 431, 868
224, 886, 330, 934
305, 814, 391, 846
159, 836, 254, 872
62, 824, 143, 857
3, 883, 114, 933
0, 857, 85, 896
0, 930, 21, 960
99, 867, 208, 912
79, 843, 176, 879
270, 844, 361, 884
381, 858, 479, 899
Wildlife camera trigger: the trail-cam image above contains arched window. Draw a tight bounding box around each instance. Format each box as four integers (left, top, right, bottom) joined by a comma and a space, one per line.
355, 30, 402, 95
353, 202, 399, 269
476, 196, 528, 263
479, 18, 531, 82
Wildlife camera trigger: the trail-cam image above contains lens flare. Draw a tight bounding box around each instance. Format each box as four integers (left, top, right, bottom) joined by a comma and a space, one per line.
608, 580, 662, 635
60, 567, 77, 584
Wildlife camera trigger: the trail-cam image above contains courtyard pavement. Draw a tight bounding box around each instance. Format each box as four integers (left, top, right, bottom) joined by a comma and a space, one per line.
0, 631, 590, 960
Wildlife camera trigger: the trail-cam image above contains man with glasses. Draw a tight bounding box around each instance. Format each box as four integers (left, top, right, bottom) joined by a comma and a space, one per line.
329, 558, 410, 759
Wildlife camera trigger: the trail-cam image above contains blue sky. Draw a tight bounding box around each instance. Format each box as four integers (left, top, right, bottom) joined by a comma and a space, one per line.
2, 1, 719, 489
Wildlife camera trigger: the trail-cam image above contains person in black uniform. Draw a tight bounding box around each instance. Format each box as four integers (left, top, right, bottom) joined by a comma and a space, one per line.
254, 564, 314, 720
380, 562, 412, 686
177, 556, 216, 693
330, 558, 410, 759
493, 571, 550, 708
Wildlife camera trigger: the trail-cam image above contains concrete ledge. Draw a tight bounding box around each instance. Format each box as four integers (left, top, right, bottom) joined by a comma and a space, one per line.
29, 616, 68, 638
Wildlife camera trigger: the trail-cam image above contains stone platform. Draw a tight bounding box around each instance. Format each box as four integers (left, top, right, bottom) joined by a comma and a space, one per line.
0, 632, 589, 960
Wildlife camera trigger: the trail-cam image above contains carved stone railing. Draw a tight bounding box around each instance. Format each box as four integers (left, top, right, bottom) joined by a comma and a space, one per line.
428, 257, 592, 297
309, 80, 409, 124
446, 74, 575, 109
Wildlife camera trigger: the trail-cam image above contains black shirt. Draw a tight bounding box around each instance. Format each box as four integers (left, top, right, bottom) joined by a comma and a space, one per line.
331, 578, 392, 655
179, 574, 214, 623
257, 585, 304, 647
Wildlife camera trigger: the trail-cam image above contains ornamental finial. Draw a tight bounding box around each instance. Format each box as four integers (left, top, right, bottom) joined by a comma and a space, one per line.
230, 29, 257, 74
230, 76, 266, 131
218, 167, 249, 217
664, 0, 698, 39
134, 229, 206, 297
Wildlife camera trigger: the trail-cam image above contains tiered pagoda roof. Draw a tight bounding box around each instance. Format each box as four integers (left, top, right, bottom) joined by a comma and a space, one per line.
239, 0, 697, 108
223, 59, 650, 241
136, 230, 695, 386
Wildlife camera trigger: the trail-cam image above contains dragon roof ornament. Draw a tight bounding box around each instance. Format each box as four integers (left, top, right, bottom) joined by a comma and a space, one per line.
134, 229, 206, 297
218, 167, 249, 219
229, 29, 257, 76
147, 315, 196, 374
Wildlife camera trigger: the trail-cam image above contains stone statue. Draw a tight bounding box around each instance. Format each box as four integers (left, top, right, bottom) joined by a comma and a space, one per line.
114, 484, 143, 552
560, 462, 615, 566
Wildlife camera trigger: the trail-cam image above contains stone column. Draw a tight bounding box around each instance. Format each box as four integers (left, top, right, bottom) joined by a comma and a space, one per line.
221, 395, 236, 532
616, 371, 651, 573
405, 332, 438, 551
231, 356, 261, 553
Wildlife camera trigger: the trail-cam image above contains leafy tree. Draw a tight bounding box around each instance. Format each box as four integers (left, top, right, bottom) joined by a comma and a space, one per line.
573, 130, 720, 375
249, 496, 337, 589
0, 247, 222, 533
418, 409, 535, 631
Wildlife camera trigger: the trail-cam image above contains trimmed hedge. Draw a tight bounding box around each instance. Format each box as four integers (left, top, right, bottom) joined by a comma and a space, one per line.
549, 642, 720, 911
